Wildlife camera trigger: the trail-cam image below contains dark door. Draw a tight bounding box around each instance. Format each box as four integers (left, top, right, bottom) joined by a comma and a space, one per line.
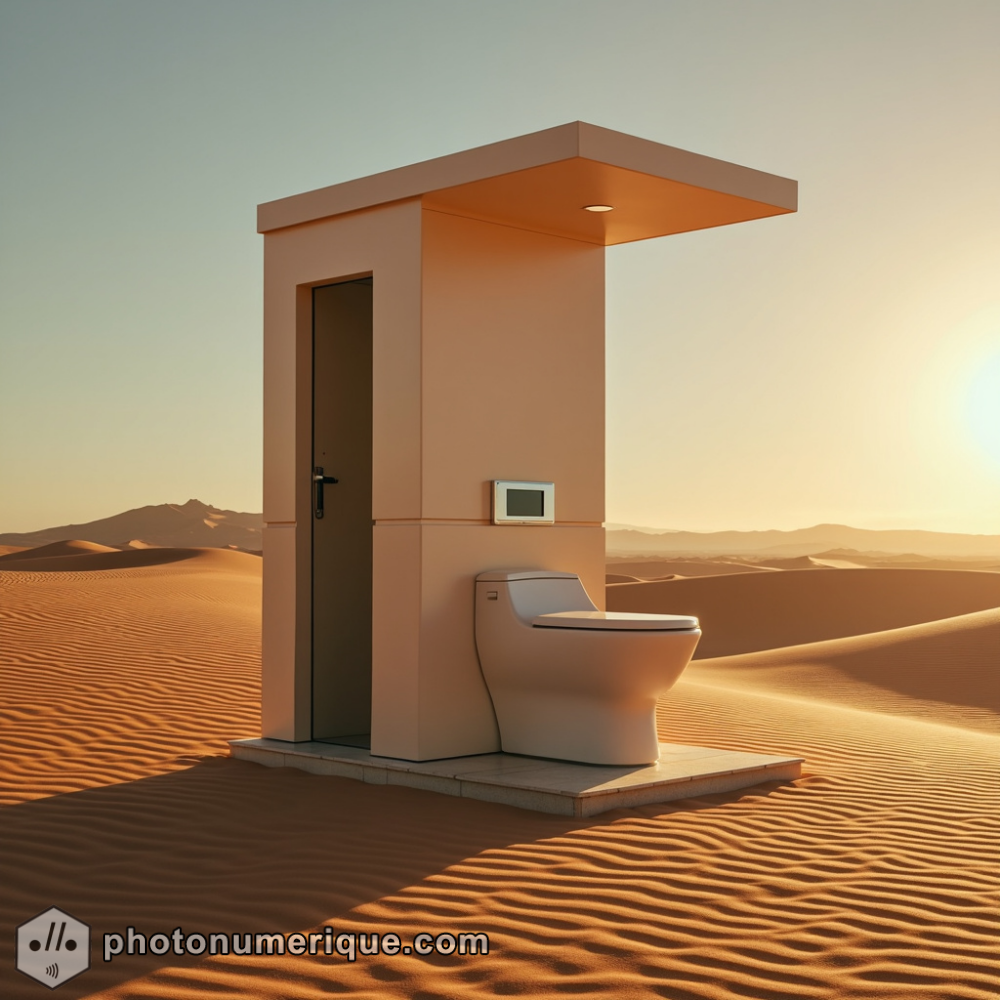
312, 278, 373, 741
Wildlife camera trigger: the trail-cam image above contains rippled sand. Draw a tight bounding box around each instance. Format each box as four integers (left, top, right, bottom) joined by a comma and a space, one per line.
1, 553, 997, 999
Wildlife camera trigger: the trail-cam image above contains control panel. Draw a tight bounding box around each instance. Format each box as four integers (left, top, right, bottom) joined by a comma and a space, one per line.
491, 481, 555, 525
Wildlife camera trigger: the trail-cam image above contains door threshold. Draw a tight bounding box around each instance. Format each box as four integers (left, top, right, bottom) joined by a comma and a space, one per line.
317, 733, 371, 750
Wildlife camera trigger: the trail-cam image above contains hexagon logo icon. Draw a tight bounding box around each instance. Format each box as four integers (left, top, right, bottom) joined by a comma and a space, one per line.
16, 907, 90, 989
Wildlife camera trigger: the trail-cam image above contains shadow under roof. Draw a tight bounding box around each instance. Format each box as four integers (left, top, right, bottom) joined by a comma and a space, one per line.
258, 121, 797, 246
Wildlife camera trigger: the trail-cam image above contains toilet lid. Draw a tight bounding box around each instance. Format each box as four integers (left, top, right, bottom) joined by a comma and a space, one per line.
532, 611, 699, 631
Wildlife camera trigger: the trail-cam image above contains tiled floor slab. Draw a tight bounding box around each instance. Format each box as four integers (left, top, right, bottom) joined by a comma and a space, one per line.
230, 738, 803, 817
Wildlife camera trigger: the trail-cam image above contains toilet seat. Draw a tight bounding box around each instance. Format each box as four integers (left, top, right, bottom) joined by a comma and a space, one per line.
532, 610, 699, 631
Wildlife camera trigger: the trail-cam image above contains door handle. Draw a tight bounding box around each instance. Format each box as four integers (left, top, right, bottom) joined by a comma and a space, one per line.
313, 466, 339, 519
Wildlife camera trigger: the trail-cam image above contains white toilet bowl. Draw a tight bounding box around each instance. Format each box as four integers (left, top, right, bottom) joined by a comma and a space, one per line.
474, 570, 701, 765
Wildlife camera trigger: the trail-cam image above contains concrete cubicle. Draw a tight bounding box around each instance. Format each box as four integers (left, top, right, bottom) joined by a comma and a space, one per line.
255, 122, 797, 763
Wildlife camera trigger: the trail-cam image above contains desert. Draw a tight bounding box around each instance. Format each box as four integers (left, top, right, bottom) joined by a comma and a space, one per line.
6, 4, 999, 997
1, 526, 997, 999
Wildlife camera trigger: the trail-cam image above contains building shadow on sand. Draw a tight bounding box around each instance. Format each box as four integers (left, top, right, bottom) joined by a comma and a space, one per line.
0, 754, 791, 997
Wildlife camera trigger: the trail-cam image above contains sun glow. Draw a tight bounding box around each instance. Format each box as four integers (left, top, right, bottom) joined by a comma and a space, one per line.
964, 349, 1000, 470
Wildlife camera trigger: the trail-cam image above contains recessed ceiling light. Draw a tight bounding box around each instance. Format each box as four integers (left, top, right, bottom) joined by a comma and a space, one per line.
583, 204, 614, 213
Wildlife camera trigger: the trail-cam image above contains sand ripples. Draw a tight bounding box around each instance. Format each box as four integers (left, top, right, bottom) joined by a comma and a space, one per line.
0, 551, 260, 804
1, 558, 997, 998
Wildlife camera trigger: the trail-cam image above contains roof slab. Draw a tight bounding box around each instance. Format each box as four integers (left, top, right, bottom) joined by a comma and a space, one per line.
258, 121, 797, 245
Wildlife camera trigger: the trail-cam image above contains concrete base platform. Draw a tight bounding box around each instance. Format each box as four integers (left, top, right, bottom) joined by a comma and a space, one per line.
229, 738, 803, 817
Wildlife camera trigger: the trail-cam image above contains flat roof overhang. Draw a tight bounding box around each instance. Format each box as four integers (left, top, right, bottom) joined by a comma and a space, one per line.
258, 121, 797, 245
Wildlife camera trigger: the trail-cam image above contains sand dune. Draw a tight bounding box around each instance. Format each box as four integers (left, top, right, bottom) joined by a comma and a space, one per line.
689, 606, 1000, 732
607, 557, 769, 579
0, 538, 121, 560
0, 541, 238, 573
750, 554, 826, 570
1, 554, 997, 998
0, 548, 260, 804
608, 566, 1000, 658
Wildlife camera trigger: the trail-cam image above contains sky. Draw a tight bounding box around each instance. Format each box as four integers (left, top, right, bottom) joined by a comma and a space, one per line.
1, 0, 998, 535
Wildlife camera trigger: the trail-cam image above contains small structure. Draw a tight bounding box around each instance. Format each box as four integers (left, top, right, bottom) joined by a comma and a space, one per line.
232, 123, 801, 810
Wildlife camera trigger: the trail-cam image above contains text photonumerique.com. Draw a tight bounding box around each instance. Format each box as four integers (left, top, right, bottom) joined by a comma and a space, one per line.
103, 926, 489, 963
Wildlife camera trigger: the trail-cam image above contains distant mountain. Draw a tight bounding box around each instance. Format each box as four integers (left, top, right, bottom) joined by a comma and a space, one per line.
6, 505, 995, 562
0, 500, 262, 552
606, 523, 1000, 560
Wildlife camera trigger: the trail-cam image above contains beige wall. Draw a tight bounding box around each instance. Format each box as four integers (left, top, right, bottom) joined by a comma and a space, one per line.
262, 201, 606, 758
262, 200, 423, 741
419, 211, 605, 523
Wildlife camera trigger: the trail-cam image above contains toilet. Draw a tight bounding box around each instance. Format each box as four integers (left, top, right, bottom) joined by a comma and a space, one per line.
474, 570, 701, 765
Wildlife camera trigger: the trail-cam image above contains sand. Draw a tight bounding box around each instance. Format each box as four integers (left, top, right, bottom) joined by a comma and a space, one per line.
607, 558, 772, 580
0, 539, 121, 561
0, 548, 261, 803
1, 550, 997, 999
607, 567, 1000, 658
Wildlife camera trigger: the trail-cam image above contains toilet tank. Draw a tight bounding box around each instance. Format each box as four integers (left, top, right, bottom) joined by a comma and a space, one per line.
476, 570, 597, 622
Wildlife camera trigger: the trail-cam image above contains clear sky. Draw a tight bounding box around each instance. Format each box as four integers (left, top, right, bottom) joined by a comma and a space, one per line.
1, 0, 998, 534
